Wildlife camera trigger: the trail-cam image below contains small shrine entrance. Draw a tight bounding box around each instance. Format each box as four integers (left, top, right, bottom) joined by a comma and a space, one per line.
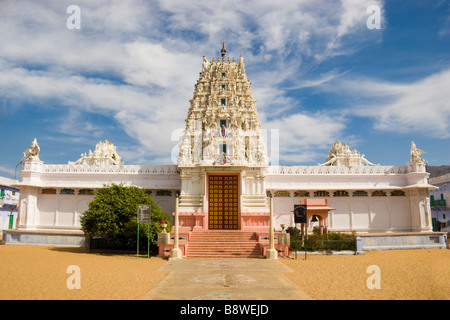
299, 199, 336, 233
208, 174, 239, 229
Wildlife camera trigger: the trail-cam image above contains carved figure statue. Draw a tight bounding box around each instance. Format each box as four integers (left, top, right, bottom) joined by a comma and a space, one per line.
318, 154, 337, 166
318, 141, 377, 167
219, 124, 228, 137
68, 140, 123, 166
360, 154, 377, 166
215, 152, 232, 165
22, 138, 40, 162
410, 141, 427, 164
202, 56, 209, 73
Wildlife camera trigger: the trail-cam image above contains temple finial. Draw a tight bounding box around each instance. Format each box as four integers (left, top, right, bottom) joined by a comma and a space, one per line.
221, 42, 226, 58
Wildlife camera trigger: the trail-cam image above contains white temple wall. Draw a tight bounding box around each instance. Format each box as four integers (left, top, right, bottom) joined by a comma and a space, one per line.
17, 186, 38, 229
330, 200, 351, 231
15, 159, 434, 234
152, 196, 176, 217
407, 189, 432, 231
58, 199, 75, 227
34, 190, 176, 230
371, 200, 390, 230
272, 193, 295, 227
272, 195, 413, 232
391, 198, 411, 230
38, 194, 56, 226
352, 200, 370, 230
36, 193, 94, 230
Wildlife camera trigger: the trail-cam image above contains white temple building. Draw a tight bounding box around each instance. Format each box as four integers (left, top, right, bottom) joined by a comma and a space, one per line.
4, 46, 447, 251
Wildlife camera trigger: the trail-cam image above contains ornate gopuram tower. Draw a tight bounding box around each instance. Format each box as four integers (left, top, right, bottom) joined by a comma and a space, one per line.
177, 45, 269, 231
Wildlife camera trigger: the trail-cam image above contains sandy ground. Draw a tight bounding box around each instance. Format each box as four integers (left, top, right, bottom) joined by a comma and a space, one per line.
1, 244, 449, 300
281, 249, 450, 300
0, 245, 167, 300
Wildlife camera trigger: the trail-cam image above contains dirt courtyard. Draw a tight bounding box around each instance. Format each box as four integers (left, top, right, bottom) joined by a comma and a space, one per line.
0, 245, 167, 300
281, 249, 450, 300
0, 244, 448, 300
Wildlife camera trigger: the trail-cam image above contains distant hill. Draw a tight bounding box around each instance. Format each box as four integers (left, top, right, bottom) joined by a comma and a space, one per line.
426, 165, 450, 178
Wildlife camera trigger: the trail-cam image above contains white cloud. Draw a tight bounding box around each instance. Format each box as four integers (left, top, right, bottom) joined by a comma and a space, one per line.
283, 70, 349, 90
0, 0, 386, 166
339, 69, 450, 138
262, 112, 347, 164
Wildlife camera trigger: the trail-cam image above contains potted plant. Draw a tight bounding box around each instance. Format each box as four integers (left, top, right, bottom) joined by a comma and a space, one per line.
161, 218, 168, 233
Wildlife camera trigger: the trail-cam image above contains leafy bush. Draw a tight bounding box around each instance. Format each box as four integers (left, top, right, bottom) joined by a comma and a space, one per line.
80, 183, 172, 251
287, 226, 356, 252
286, 226, 303, 251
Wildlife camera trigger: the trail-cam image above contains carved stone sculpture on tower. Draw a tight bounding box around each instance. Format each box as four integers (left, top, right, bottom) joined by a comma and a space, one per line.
22, 138, 40, 162
410, 141, 427, 164
178, 52, 268, 167
318, 141, 378, 167
69, 140, 123, 166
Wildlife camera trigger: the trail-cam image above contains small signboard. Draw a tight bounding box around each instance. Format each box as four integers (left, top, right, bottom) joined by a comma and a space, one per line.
293, 204, 307, 224
137, 205, 151, 224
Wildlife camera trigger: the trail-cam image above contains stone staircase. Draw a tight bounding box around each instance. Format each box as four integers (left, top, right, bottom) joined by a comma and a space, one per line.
185, 230, 262, 258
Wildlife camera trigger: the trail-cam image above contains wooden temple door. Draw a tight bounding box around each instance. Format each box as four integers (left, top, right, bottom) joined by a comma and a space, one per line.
208, 175, 239, 229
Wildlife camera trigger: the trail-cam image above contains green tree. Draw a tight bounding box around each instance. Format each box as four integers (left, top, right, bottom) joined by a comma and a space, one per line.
80, 183, 171, 250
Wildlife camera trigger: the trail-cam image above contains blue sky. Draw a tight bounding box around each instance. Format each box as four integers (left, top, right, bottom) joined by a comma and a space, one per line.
0, 0, 449, 179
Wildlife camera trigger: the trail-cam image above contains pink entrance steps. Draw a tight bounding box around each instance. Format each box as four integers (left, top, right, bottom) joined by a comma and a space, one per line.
186, 230, 262, 258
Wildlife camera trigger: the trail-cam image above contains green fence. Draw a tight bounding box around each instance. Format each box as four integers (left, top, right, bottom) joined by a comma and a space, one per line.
430, 199, 446, 207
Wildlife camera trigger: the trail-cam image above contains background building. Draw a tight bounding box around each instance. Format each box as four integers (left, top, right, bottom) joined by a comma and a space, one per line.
429, 173, 450, 231
0, 177, 19, 234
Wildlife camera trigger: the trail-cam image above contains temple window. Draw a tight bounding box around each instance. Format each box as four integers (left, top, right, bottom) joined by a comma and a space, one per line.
221, 84, 226, 90
314, 191, 330, 197
333, 191, 349, 197
390, 190, 406, 196
221, 72, 226, 77
60, 188, 75, 195
294, 191, 310, 197
274, 190, 290, 197
372, 190, 387, 196
221, 98, 226, 106
41, 188, 57, 194
156, 190, 172, 196
78, 189, 94, 195
353, 190, 368, 197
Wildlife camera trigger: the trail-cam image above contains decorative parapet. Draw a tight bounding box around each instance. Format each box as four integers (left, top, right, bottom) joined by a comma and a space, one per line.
23, 163, 429, 180
42, 164, 179, 175
267, 165, 411, 175
22, 160, 44, 172
266, 165, 435, 191
18, 163, 181, 189
405, 163, 427, 174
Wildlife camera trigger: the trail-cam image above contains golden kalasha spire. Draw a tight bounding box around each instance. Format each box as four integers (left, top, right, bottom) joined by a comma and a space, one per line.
221, 42, 226, 58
